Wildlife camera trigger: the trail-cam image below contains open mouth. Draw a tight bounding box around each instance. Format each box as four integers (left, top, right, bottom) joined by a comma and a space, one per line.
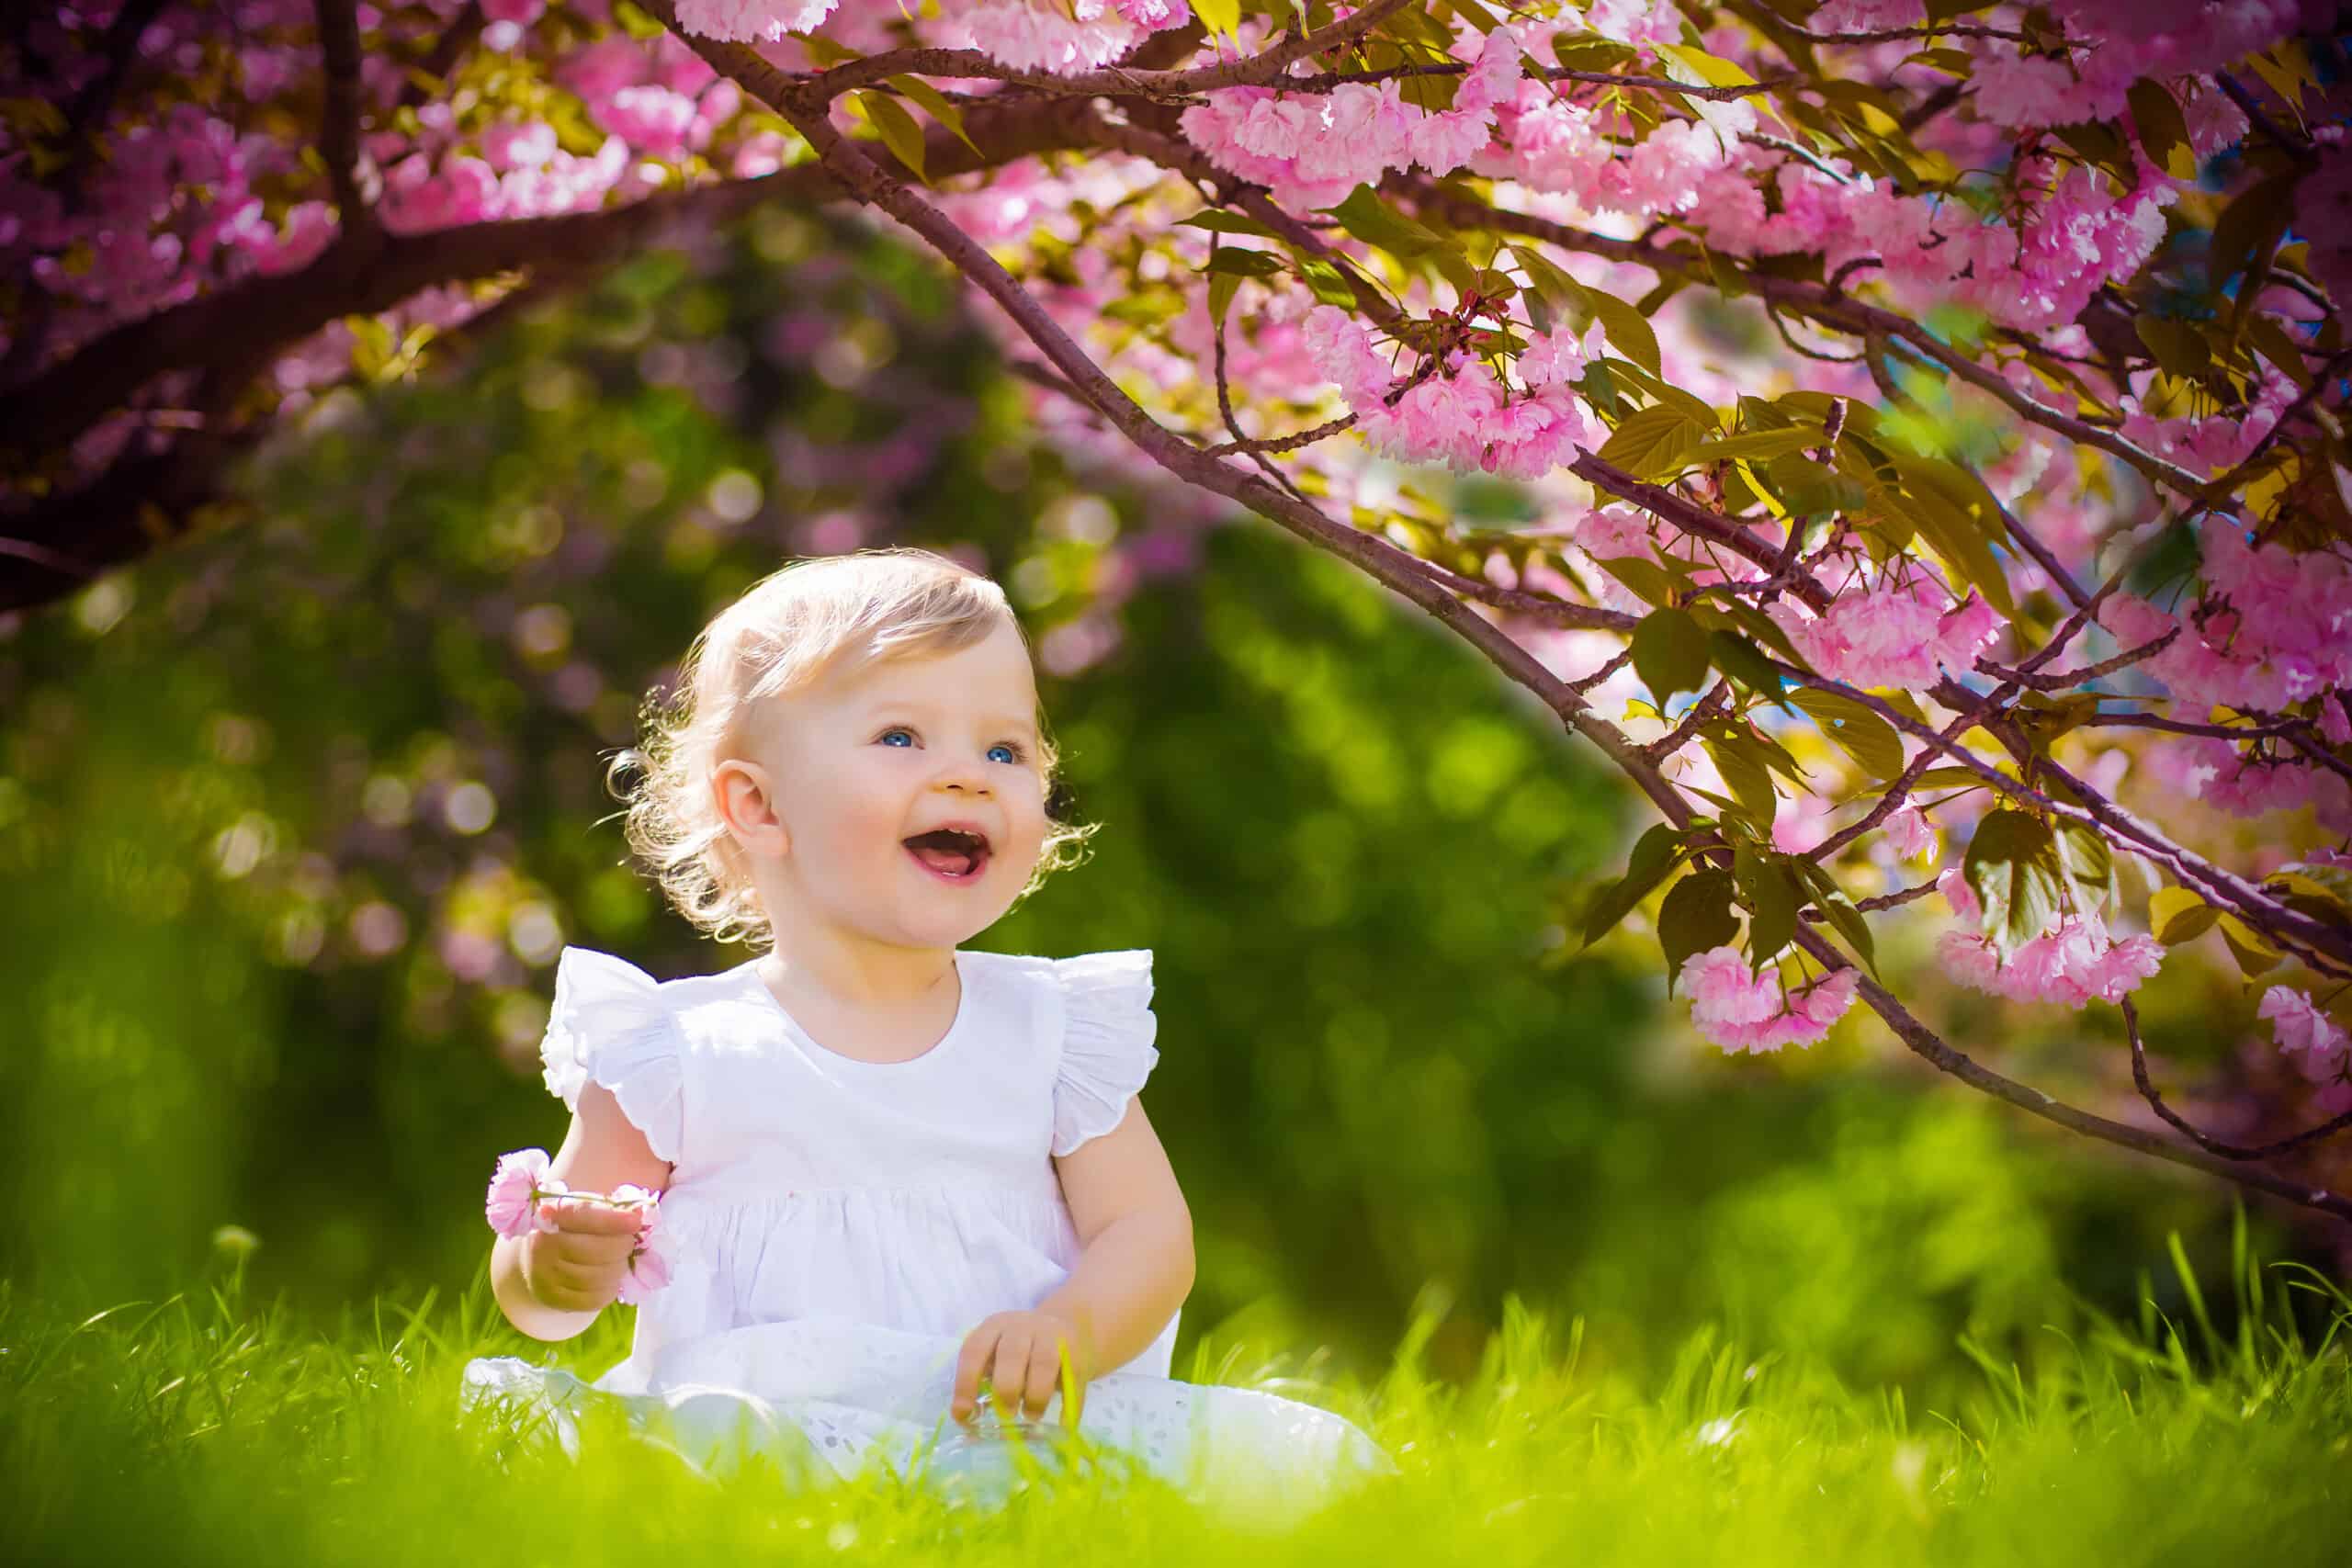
902, 827, 990, 883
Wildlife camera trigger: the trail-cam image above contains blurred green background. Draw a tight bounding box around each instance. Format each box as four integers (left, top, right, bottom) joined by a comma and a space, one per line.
0, 209, 2323, 1413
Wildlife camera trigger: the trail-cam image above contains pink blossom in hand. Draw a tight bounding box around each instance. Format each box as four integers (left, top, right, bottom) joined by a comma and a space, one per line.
484, 1146, 549, 1239
615, 1232, 673, 1304
608, 1182, 671, 1303
530, 1175, 571, 1232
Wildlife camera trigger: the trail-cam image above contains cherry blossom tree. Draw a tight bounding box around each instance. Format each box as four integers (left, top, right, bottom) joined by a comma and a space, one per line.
7, 1, 2352, 1228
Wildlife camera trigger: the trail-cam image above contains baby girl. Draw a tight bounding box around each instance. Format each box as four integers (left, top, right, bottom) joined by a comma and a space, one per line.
461, 547, 1389, 1511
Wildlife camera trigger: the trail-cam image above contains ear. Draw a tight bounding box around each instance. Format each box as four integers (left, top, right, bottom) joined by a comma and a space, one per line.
712, 757, 789, 858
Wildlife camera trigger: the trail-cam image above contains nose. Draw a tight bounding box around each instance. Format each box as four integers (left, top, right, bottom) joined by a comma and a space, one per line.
935, 754, 992, 795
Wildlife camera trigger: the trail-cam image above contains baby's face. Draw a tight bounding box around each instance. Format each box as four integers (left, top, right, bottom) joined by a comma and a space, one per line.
749, 620, 1050, 947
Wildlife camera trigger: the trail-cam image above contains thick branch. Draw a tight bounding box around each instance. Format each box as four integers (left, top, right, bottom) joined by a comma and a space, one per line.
314, 0, 374, 235
802, 0, 1411, 102
0, 96, 1104, 488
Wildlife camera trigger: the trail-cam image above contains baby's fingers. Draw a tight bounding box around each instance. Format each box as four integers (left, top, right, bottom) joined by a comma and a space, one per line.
951, 1325, 1000, 1424
545, 1198, 649, 1236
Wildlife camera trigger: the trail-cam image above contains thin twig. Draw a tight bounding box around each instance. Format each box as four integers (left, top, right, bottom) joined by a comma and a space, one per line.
2125, 998, 2352, 1161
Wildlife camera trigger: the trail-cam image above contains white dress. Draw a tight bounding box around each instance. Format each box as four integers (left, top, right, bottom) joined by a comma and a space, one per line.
460, 943, 1392, 1518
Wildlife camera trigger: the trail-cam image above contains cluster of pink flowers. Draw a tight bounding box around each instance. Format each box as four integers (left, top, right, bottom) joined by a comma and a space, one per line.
2260, 987, 2352, 1113
952, 0, 1192, 74
1181, 27, 1524, 209
672, 0, 840, 40
2099, 526, 2352, 718
1684, 946, 1860, 1054
1767, 577, 2002, 691
2139, 734, 2352, 835
1300, 305, 1610, 479
1935, 870, 2165, 1007
484, 1146, 672, 1304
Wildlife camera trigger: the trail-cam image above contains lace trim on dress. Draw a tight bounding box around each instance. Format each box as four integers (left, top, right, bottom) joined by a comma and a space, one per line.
538, 945, 686, 1165
1048, 949, 1159, 1157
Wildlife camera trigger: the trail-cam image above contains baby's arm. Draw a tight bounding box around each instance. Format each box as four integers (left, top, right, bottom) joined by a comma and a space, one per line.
963, 1099, 1192, 1415
488, 1080, 673, 1342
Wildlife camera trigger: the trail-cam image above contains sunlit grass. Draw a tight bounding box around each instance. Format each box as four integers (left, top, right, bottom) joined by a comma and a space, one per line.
5, 1209, 2347, 1565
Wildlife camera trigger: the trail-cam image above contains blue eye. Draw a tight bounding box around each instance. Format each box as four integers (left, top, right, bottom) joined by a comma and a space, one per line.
988, 744, 1021, 765
878, 728, 914, 747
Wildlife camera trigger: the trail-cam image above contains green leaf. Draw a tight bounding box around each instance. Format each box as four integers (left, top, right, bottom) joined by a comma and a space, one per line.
1814, 886, 1879, 976
1578, 285, 1663, 378
1321, 185, 1454, 262
1707, 630, 1793, 712
2217, 912, 2283, 977
887, 74, 980, 160
1597, 403, 1706, 481
1590, 552, 1684, 608
2126, 78, 2198, 180
1654, 42, 1759, 90
1683, 427, 1821, 466
2208, 171, 2300, 296
1551, 35, 1637, 73
1631, 606, 1712, 706
853, 89, 927, 182
1193, 0, 1239, 39
1659, 870, 1741, 990
1883, 454, 2017, 617
1735, 845, 1801, 963
1289, 252, 1359, 309
1177, 209, 1281, 238
2149, 885, 2219, 945
2055, 819, 2117, 916
1702, 734, 1780, 829
1208, 269, 1240, 328
2134, 313, 2212, 378
1963, 809, 2064, 951
1202, 247, 1285, 278
1507, 243, 1589, 325
1758, 453, 1869, 517
1580, 823, 1688, 947
1786, 687, 1904, 779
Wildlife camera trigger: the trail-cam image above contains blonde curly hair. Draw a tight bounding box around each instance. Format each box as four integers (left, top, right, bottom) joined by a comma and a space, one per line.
606, 547, 1097, 951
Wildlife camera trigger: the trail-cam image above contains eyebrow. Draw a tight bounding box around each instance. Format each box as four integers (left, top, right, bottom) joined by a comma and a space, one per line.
860, 698, 1037, 737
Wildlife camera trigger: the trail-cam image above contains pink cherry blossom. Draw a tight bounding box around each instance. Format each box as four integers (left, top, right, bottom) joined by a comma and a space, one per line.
1770, 579, 2000, 691
484, 1146, 549, 1239
671, 0, 835, 41
1883, 801, 1937, 863
1934, 870, 2164, 1007
2259, 987, 2352, 1111
1684, 946, 1860, 1054
615, 1232, 674, 1304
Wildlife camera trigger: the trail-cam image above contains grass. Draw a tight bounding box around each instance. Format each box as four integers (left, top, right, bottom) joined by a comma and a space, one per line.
4, 1209, 2348, 1565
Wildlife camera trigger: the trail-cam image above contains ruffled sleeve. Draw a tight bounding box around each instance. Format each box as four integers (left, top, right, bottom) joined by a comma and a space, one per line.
538, 945, 686, 1165
1049, 949, 1159, 1157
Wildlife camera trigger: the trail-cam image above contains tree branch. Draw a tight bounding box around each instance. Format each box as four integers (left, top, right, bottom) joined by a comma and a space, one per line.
2124, 998, 2352, 1162
0, 96, 1107, 506
313, 0, 375, 237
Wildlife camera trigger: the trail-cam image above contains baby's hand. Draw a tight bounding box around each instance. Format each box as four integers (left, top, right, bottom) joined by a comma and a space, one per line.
951, 1307, 1091, 1427
520, 1196, 649, 1314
